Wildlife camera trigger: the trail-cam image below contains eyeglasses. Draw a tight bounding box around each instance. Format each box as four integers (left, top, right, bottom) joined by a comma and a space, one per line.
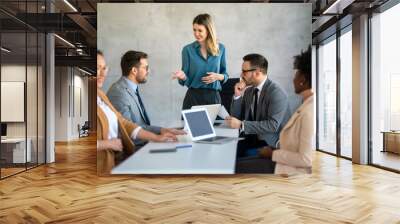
142, 65, 149, 72
241, 68, 257, 74
135, 65, 149, 72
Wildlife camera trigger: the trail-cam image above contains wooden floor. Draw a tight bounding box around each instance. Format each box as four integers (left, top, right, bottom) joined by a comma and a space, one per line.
1, 167, 26, 178
1, 163, 46, 178
373, 151, 400, 171
1, 136, 400, 223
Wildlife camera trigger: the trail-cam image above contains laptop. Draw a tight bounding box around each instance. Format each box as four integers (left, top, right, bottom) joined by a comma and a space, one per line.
181, 108, 236, 144
191, 104, 221, 124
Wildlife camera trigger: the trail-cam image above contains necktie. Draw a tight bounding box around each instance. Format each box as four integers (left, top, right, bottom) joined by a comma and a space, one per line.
136, 88, 150, 125
253, 88, 259, 121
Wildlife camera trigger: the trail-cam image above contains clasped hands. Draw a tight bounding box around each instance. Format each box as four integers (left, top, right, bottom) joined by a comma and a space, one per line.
224, 116, 242, 129
172, 71, 224, 84
258, 146, 273, 158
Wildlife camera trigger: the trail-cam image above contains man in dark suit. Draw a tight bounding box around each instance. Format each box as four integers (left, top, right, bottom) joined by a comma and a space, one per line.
225, 53, 291, 158
107, 50, 184, 146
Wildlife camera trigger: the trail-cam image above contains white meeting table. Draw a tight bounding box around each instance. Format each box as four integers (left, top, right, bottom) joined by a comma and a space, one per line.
111, 126, 239, 174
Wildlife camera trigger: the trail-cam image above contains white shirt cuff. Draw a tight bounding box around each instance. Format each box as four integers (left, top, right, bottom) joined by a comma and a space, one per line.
233, 95, 242, 100
241, 121, 245, 132
131, 126, 142, 140
275, 140, 280, 149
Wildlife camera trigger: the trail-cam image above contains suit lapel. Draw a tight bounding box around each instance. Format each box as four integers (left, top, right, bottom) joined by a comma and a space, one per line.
258, 79, 269, 105
98, 89, 110, 105
121, 78, 148, 123
244, 87, 254, 120
97, 106, 109, 140
121, 78, 136, 99
255, 79, 270, 120
99, 89, 118, 115
281, 96, 313, 131
281, 110, 301, 132
97, 90, 110, 140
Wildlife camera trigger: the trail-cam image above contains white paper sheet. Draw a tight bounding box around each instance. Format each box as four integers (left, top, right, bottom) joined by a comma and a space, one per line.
218, 105, 230, 119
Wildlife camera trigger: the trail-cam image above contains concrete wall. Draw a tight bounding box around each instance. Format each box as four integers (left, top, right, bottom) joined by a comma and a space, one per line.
98, 3, 311, 126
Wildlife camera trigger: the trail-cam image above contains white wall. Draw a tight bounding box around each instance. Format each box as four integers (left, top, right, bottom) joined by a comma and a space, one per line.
54, 67, 89, 141
1, 65, 26, 139
1, 65, 38, 138
55, 67, 68, 141
72, 73, 89, 138
1, 64, 45, 164
98, 3, 311, 127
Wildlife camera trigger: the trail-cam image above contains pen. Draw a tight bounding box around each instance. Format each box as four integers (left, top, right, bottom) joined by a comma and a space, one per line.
175, 144, 192, 149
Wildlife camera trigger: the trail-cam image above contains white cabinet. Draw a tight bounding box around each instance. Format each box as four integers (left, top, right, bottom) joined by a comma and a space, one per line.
1, 138, 32, 163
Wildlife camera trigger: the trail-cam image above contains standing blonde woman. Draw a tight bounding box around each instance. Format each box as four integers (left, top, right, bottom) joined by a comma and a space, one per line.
172, 13, 229, 110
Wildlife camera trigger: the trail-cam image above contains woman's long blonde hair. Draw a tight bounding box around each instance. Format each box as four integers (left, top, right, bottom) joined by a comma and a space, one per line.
193, 14, 219, 56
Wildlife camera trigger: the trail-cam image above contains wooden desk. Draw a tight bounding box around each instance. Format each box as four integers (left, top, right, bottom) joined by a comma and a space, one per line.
382, 131, 400, 154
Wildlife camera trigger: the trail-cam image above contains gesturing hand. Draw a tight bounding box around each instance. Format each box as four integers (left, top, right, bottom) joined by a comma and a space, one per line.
172, 70, 187, 81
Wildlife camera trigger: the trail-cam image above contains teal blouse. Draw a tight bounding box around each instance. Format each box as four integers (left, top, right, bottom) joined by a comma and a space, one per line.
178, 41, 228, 91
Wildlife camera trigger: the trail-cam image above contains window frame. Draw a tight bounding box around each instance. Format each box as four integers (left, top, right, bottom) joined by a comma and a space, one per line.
315, 23, 353, 161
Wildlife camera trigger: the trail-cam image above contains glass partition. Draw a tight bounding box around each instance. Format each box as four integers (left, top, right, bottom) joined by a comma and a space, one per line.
1, 31, 28, 178
370, 3, 400, 171
0, 1, 46, 179
317, 36, 337, 155
27, 31, 38, 170
339, 28, 352, 158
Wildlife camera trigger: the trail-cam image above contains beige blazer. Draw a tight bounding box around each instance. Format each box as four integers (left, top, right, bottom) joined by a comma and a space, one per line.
272, 95, 315, 175
97, 89, 138, 176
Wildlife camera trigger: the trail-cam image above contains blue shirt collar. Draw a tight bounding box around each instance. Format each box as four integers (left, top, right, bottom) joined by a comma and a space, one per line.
123, 76, 138, 93
193, 41, 201, 48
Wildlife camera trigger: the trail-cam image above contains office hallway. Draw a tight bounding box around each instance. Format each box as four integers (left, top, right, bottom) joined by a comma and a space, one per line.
0, 136, 399, 223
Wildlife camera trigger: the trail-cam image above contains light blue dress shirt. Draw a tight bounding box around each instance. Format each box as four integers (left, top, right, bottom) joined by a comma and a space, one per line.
123, 76, 138, 94
178, 41, 228, 91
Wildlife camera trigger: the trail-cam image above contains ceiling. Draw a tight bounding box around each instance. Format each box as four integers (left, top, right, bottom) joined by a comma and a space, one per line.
0, 0, 391, 74
0, 0, 98, 74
